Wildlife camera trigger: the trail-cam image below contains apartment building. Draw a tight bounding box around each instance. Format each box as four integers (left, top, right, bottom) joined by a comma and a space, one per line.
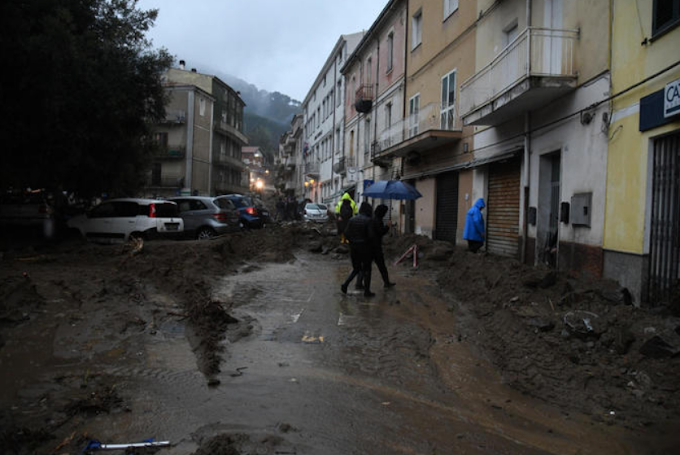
145, 63, 249, 197
603, 0, 680, 305
341, 0, 408, 220
301, 32, 364, 205
459, 0, 611, 276
387, 0, 477, 240
277, 114, 304, 196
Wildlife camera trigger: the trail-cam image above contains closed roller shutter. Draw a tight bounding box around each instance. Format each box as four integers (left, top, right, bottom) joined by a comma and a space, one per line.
487, 159, 521, 257
435, 171, 459, 244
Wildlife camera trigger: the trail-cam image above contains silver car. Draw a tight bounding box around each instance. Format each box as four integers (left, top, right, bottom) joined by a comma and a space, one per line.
169, 196, 240, 239
303, 203, 329, 223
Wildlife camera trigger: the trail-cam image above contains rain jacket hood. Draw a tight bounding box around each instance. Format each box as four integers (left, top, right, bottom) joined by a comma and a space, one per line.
335, 192, 358, 215
463, 198, 485, 242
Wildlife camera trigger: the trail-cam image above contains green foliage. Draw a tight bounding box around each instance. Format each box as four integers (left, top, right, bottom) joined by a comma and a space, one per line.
0, 0, 172, 197
244, 112, 288, 163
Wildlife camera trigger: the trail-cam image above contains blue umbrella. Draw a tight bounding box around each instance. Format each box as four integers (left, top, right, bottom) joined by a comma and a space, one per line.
363, 180, 422, 200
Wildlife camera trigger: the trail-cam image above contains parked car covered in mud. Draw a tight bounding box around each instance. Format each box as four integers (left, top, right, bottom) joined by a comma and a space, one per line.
303, 203, 329, 223
0, 189, 62, 239
67, 198, 183, 243
169, 196, 240, 239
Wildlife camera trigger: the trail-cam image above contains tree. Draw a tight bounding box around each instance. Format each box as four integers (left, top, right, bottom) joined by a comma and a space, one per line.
0, 0, 172, 197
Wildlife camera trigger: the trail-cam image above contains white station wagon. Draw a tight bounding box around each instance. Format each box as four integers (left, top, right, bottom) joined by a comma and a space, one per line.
68, 198, 183, 243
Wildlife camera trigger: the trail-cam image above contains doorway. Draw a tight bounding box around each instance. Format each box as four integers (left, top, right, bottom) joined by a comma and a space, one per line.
538, 152, 561, 267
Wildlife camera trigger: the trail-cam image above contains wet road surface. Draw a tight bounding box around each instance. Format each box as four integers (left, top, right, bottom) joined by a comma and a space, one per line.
1, 251, 658, 454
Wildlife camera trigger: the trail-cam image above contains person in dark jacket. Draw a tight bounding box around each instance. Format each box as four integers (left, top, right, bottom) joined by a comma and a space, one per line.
337, 198, 353, 244
341, 202, 375, 297
371, 204, 395, 288
463, 198, 485, 253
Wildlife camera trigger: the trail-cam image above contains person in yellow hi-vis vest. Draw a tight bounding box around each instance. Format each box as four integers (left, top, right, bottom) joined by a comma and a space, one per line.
335, 192, 357, 244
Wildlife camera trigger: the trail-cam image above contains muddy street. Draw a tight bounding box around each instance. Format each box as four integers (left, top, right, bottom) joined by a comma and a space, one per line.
1, 229, 679, 454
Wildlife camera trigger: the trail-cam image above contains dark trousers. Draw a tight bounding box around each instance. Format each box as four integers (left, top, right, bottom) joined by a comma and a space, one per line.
344, 244, 373, 292
373, 246, 390, 285
467, 240, 484, 253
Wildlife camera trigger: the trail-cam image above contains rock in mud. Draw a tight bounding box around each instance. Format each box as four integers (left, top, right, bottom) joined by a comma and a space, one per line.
308, 241, 323, 253
639, 334, 680, 358
526, 318, 555, 332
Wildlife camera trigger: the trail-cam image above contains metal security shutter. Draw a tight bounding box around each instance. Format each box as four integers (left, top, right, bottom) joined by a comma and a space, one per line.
648, 133, 680, 305
435, 171, 459, 244
487, 159, 521, 257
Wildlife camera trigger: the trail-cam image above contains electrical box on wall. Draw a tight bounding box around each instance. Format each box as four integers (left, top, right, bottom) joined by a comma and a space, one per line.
571, 192, 592, 227
528, 207, 537, 225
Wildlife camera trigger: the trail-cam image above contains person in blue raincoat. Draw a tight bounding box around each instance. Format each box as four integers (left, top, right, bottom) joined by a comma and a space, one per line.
463, 198, 485, 253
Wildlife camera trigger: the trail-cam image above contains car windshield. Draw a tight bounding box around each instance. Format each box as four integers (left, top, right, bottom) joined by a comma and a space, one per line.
306, 204, 323, 210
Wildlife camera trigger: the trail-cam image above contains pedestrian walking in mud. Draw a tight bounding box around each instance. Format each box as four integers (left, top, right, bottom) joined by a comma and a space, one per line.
335, 192, 357, 244
463, 198, 485, 253
275, 197, 285, 221
371, 204, 396, 288
341, 201, 375, 297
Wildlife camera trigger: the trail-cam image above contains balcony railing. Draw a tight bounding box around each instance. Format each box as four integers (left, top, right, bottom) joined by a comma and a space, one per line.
162, 109, 186, 123
304, 161, 320, 176
214, 154, 245, 168
460, 27, 579, 119
155, 145, 186, 159
372, 102, 462, 156
333, 155, 356, 174
148, 176, 183, 188
214, 120, 249, 144
355, 84, 374, 113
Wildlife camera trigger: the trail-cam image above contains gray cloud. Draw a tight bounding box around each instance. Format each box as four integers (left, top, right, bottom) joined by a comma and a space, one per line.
139, 0, 388, 100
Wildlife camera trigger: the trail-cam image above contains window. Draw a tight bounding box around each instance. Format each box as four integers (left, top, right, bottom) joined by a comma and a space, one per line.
385, 102, 393, 130
440, 70, 456, 130
337, 81, 342, 107
408, 94, 420, 137
366, 57, 372, 86
653, 0, 680, 37
444, 0, 459, 19
199, 97, 206, 116
153, 132, 168, 148
387, 32, 394, 72
503, 19, 519, 47
412, 9, 422, 49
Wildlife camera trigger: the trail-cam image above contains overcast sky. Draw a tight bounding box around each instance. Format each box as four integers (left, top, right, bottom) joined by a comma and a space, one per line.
138, 0, 388, 101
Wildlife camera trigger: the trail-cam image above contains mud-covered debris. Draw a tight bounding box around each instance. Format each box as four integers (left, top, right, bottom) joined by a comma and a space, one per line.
334, 244, 349, 254
308, 241, 323, 253
523, 271, 558, 289
639, 334, 680, 358
65, 386, 123, 417
526, 318, 555, 332
0, 427, 54, 454
563, 310, 602, 339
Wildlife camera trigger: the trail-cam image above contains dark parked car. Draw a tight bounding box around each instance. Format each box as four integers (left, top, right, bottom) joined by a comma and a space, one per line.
169, 196, 240, 239
0, 190, 61, 239
215, 194, 269, 229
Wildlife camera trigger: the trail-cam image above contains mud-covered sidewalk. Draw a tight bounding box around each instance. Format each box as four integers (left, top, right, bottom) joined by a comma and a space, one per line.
1, 224, 679, 453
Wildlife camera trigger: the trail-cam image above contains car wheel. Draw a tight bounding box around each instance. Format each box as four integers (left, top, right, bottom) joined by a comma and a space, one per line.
196, 227, 215, 240
130, 231, 145, 241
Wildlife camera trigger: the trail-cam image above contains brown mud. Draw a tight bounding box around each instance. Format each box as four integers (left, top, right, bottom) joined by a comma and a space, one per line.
1, 223, 679, 453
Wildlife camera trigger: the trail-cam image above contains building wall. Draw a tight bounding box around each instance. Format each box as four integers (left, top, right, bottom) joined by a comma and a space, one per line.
191, 91, 213, 195
414, 177, 436, 236
603, 0, 680, 302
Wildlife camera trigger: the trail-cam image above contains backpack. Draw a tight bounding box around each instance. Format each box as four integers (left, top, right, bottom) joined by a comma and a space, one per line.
340, 200, 353, 220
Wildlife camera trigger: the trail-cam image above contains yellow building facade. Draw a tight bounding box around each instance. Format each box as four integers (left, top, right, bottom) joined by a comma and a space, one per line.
604, 0, 680, 304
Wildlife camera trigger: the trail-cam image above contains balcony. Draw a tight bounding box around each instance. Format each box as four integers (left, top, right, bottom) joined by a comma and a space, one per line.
214, 120, 249, 145
161, 109, 186, 124
371, 102, 462, 160
214, 154, 246, 169
148, 176, 184, 188
155, 145, 186, 159
354, 84, 374, 113
333, 156, 356, 175
304, 161, 320, 177
460, 27, 579, 126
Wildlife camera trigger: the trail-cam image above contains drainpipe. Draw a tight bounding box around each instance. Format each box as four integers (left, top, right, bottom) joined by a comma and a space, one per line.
208, 101, 214, 196
331, 49, 337, 200
521, 0, 532, 264
401, 0, 409, 181
185, 89, 195, 191
373, 37, 380, 184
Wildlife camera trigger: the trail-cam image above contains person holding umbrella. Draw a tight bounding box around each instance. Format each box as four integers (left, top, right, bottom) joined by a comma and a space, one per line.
371, 204, 396, 288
